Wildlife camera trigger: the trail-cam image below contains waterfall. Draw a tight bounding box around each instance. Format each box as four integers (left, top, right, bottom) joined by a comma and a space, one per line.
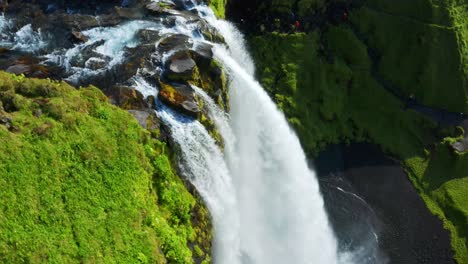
5, 1, 348, 262
133, 78, 243, 264
212, 44, 339, 264
133, 4, 341, 263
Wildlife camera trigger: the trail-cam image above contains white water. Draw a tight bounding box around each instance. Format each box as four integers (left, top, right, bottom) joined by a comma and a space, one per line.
6, 2, 350, 262
133, 77, 242, 263
192, 5, 340, 263
44, 20, 161, 83
12, 24, 46, 51
133, 4, 341, 263
0, 18, 45, 51
213, 45, 338, 264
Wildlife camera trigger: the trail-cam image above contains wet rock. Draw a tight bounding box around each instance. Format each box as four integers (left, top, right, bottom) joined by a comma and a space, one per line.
157, 34, 192, 54
85, 57, 108, 70
53, 13, 121, 30
137, 29, 162, 44
145, 1, 176, 13
107, 86, 147, 110
115, 6, 145, 19
118, 44, 156, 78
158, 81, 200, 117
199, 20, 225, 43
71, 30, 89, 42
192, 42, 214, 61
166, 51, 197, 81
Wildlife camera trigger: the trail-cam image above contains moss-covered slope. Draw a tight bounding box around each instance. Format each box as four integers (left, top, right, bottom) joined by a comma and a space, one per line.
227, 0, 468, 262
0, 72, 211, 264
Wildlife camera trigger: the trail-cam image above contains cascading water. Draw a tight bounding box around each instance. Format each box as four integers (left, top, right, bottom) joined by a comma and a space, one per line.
133, 77, 242, 264
212, 44, 339, 264
0, 1, 372, 262
135, 5, 341, 264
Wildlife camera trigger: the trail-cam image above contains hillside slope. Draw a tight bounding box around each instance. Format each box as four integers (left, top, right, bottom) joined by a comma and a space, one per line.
0, 72, 211, 264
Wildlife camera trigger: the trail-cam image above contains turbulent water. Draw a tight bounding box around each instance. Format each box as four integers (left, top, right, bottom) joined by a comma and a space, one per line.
0, 2, 370, 263
132, 6, 341, 262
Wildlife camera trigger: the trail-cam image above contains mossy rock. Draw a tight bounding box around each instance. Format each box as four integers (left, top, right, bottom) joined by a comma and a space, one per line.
158, 80, 201, 117
163, 47, 229, 112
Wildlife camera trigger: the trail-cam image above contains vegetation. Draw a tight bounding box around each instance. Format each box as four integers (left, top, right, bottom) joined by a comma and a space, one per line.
0, 72, 211, 263
208, 0, 226, 18
244, 0, 468, 262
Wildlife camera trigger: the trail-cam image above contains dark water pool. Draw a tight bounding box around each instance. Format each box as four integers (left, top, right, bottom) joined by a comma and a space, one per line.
314, 143, 455, 264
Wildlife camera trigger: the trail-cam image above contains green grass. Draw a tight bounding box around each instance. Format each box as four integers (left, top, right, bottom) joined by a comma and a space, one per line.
208, 0, 227, 18
351, 1, 467, 112
247, 3, 468, 260
405, 142, 468, 262
0, 72, 211, 263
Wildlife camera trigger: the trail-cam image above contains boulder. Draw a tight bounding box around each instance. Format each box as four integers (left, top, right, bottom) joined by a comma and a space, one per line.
157, 34, 192, 54
137, 29, 162, 44
115, 6, 145, 19
166, 51, 197, 81
199, 20, 225, 43
145, 1, 176, 14
158, 81, 200, 117
192, 42, 214, 62
107, 86, 147, 110
85, 57, 108, 70
53, 13, 121, 30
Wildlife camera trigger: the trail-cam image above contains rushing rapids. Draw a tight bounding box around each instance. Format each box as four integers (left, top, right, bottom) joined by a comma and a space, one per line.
0, 1, 381, 263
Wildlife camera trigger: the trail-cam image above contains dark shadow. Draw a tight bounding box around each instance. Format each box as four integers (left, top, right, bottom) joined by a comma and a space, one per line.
315, 143, 455, 264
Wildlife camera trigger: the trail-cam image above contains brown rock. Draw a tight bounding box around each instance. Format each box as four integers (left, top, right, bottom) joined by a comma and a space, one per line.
108, 86, 147, 110
158, 81, 200, 117
71, 30, 89, 42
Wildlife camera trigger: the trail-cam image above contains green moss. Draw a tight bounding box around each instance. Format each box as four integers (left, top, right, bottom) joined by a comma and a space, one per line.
247, 7, 468, 261
351, 1, 467, 112
405, 142, 468, 262
0, 72, 211, 263
208, 0, 226, 18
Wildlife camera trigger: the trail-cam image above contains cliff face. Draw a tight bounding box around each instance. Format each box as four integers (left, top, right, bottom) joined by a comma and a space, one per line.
226, 0, 468, 262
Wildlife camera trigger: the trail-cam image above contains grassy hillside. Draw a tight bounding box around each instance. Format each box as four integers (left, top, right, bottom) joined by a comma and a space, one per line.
0, 72, 211, 264
238, 0, 468, 262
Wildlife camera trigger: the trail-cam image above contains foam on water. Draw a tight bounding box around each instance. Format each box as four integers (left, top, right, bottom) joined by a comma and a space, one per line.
44, 20, 161, 83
